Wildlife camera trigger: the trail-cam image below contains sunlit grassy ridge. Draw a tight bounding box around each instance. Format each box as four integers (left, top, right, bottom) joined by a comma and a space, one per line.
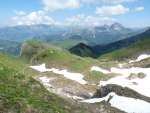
32, 48, 111, 83
32, 48, 95, 71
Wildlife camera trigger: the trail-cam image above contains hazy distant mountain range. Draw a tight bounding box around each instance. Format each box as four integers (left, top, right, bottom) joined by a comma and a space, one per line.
93, 27, 150, 55
0, 22, 148, 56
69, 27, 150, 58
0, 23, 144, 45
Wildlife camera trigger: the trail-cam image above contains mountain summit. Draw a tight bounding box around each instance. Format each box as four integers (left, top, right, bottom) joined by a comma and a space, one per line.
0, 23, 136, 45
110, 23, 125, 31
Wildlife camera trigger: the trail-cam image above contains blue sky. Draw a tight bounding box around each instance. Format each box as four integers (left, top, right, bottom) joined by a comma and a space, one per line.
0, 0, 149, 27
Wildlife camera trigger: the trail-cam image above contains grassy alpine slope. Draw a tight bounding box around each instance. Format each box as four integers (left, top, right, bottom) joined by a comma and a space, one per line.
0, 44, 124, 113
0, 53, 95, 113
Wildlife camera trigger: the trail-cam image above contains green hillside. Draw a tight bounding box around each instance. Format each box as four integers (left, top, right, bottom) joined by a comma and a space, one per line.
0, 53, 94, 113
21, 40, 95, 73
31, 47, 113, 82
99, 37, 150, 61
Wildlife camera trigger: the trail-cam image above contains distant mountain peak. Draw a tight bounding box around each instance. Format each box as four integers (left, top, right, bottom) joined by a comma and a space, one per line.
94, 24, 110, 31
72, 42, 91, 49
94, 22, 127, 32
110, 22, 125, 31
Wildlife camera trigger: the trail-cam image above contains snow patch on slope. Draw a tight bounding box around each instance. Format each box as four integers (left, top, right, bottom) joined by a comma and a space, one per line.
82, 92, 150, 113
91, 66, 111, 74
129, 54, 150, 63
91, 64, 150, 97
30, 64, 87, 84
30, 64, 50, 72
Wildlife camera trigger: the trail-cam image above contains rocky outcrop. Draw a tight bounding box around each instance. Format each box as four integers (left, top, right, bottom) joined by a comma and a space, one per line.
20, 40, 53, 62
93, 84, 150, 103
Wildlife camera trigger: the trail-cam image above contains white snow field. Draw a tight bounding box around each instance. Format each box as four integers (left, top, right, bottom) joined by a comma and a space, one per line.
91, 66, 111, 74
30, 63, 87, 84
99, 67, 150, 97
30, 64, 51, 72
129, 54, 150, 63
91, 64, 150, 97
82, 92, 150, 113
90, 59, 150, 112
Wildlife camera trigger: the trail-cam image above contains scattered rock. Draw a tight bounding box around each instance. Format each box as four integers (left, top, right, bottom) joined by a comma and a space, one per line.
127, 72, 146, 80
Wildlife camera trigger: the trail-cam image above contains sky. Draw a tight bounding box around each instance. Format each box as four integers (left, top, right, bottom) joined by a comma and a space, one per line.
0, 0, 150, 27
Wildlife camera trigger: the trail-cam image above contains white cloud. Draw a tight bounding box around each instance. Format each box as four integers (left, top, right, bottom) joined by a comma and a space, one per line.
99, 0, 137, 4
41, 0, 137, 12
11, 10, 57, 25
80, 0, 137, 4
10, 0, 137, 26
65, 14, 116, 26
42, 0, 80, 11
11, 9, 116, 26
134, 6, 144, 12
96, 4, 129, 16
42, 0, 137, 11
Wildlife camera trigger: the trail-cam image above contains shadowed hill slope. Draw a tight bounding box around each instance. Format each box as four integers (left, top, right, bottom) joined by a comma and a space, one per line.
99, 35, 150, 61
93, 28, 150, 56
69, 43, 96, 58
